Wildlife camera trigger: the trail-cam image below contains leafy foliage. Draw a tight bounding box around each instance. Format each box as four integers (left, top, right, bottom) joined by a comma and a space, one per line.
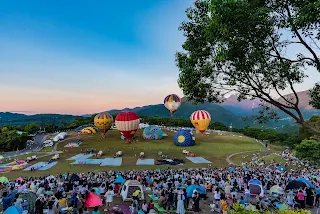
0, 128, 30, 151
295, 139, 320, 163
230, 202, 311, 214
310, 83, 320, 109
176, 0, 320, 134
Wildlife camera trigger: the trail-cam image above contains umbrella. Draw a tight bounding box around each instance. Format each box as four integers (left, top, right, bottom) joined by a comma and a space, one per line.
277, 166, 285, 171
285, 180, 306, 190
0, 176, 9, 183
84, 192, 102, 207
114, 175, 125, 184
62, 173, 67, 178
21, 191, 37, 213
229, 167, 235, 173
4, 206, 22, 214
186, 185, 206, 198
16, 177, 23, 182
297, 178, 315, 188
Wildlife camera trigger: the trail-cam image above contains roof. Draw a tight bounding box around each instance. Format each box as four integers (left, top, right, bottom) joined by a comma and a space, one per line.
125, 180, 141, 186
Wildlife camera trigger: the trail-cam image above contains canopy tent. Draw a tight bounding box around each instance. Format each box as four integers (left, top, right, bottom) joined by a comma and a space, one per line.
53, 132, 67, 142
186, 185, 206, 198
248, 179, 263, 196
121, 180, 144, 201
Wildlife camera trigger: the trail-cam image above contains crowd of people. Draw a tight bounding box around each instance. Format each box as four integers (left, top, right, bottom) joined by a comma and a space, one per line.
1, 162, 320, 214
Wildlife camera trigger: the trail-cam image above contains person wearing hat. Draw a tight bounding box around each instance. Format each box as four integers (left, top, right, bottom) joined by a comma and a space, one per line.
176, 189, 185, 214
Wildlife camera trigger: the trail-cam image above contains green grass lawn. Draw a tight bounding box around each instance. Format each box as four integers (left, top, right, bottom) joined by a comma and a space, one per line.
5, 130, 264, 179
230, 150, 287, 166
262, 153, 286, 164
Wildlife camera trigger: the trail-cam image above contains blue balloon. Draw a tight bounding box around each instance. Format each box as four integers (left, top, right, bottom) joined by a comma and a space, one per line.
174, 129, 195, 147
143, 126, 163, 140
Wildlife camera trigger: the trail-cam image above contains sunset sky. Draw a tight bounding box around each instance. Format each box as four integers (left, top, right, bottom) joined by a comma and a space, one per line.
0, 0, 319, 115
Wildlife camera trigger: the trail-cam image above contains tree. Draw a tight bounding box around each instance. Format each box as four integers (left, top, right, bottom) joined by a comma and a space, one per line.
176, 0, 320, 134
23, 123, 40, 134
210, 122, 228, 131
295, 139, 320, 164
310, 83, 320, 109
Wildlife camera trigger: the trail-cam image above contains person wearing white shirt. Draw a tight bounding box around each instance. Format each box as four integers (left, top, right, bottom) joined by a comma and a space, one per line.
104, 186, 114, 211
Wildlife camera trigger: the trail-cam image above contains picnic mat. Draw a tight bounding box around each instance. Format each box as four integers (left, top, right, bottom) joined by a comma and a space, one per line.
148, 194, 159, 201
154, 203, 176, 213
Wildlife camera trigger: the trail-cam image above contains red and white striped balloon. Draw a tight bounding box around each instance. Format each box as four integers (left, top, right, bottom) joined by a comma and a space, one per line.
115, 111, 140, 143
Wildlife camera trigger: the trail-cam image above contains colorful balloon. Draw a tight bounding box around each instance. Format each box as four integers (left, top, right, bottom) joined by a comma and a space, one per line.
115, 111, 140, 143
142, 126, 163, 140
174, 129, 195, 147
164, 94, 181, 116
190, 110, 211, 134
94, 112, 113, 138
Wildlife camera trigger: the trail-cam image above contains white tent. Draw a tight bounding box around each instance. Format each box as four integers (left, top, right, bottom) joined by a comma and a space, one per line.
139, 123, 149, 129
121, 180, 144, 201
53, 132, 68, 142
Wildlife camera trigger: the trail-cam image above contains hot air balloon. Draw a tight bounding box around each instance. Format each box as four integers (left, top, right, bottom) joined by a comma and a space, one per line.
190, 110, 211, 134
142, 126, 163, 140
115, 111, 140, 144
164, 94, 181, 116
94, 112, 113, 138
174, 129, 195, 147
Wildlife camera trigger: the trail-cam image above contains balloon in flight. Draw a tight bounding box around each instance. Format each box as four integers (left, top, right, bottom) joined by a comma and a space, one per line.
163, 94, 181, 116
190, 110, 211, 134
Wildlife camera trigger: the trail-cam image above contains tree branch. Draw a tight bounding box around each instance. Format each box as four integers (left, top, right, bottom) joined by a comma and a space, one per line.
284, 4, 320, 72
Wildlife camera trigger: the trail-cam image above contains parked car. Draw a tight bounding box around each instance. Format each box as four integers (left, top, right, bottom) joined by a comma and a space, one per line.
43, 140, 54, 147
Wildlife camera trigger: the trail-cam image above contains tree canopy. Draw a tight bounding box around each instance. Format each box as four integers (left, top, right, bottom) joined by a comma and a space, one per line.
176, 0, 320, 134
295, 139, 320, 163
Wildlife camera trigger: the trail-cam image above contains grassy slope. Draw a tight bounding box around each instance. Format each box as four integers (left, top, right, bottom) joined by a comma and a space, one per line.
5, 130, 263, 179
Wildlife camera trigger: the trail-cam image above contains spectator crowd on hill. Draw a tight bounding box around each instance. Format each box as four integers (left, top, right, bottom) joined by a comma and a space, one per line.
1, 162, 320, 214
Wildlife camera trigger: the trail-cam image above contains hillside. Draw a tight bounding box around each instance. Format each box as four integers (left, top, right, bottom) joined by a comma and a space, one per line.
0, 112, 77, 126
0, 90, 318, 129
109, 101, 246, 127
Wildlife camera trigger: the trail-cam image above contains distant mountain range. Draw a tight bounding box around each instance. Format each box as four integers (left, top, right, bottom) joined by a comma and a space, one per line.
0, 113, 76, 126
0, 90, 318, 129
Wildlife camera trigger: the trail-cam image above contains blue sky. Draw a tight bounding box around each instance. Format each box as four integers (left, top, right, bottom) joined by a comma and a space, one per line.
0, 0, 319, 115
0, 0, 192, 114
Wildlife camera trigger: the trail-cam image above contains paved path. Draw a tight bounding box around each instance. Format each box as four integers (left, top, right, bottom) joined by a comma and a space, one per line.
226, 150, 264, 165
226, 138, 268, 165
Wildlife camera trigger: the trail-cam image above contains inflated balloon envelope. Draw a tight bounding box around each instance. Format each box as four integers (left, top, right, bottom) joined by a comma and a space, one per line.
84, 192, 102, 208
